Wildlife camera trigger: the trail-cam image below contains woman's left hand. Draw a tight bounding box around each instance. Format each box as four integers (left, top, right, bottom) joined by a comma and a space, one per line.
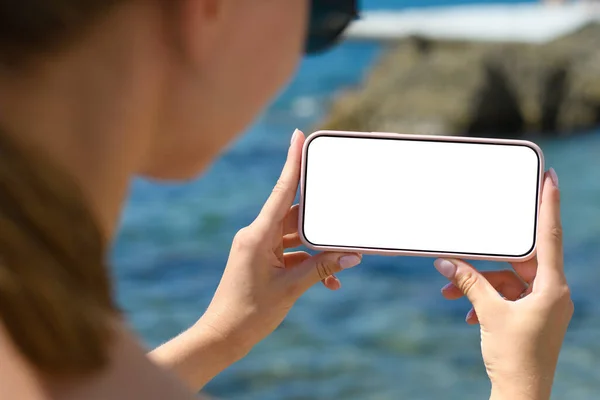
198, 129, 361, 355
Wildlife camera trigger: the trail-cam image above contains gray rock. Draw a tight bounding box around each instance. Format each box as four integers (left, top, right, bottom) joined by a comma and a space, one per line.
319, 23, 600, 137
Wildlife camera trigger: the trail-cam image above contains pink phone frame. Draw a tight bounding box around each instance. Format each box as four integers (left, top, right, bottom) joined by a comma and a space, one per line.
298, 130, 545, 262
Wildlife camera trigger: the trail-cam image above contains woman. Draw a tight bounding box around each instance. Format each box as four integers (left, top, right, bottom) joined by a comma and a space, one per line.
0, 1, 572, 399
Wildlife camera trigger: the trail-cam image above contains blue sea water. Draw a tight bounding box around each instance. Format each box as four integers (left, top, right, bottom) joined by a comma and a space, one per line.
112, 1, 600, 399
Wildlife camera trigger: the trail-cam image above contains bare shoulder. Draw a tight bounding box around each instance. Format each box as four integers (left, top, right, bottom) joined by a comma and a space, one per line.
0, 320, 197, 400
0, 321, 47, 400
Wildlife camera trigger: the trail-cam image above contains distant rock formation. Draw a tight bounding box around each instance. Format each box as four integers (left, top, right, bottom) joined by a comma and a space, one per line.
319, 23, 600, 137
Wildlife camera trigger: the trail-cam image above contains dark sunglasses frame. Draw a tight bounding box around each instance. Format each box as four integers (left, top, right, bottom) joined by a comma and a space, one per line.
305, 0, 360, 55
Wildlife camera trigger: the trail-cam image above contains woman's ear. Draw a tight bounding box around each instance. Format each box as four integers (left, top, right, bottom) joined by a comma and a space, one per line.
175, 0, 228, 67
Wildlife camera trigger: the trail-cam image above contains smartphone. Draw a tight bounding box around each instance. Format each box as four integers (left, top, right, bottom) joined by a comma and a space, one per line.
298, 130, 544, 262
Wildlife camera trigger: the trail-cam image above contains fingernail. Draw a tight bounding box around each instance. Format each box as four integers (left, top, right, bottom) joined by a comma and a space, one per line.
434, 259, 457, 280
326, 276, 342, 290
339, 255, 361, 269
548, 168, 559, 189
466, 308, 475, 322
441, 282, 454, 293
290, 129, 300, 145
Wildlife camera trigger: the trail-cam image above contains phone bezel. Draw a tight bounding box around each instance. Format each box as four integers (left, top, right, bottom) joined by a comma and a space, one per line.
298, 130, 544, 262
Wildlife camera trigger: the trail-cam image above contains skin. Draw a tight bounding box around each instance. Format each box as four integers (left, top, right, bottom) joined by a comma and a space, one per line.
435, 172, 573, 400
0, 0, 572, 399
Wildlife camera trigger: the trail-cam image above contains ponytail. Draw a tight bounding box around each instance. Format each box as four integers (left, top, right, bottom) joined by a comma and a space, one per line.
0, 128, 119, 376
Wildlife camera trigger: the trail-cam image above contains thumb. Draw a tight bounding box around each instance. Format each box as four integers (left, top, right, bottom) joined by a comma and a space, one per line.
434, 258, 500, 310
288, 252, 362, 293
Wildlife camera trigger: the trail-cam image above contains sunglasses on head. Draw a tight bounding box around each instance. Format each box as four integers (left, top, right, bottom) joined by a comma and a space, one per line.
305, 0, 359, 55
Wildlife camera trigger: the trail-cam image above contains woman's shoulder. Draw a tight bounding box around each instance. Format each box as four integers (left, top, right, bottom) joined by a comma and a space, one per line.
0, 321, 47, 400
0, 320, 197, 400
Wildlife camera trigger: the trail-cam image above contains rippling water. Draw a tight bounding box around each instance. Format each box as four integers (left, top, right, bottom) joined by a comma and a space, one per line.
112, 1, 600, 398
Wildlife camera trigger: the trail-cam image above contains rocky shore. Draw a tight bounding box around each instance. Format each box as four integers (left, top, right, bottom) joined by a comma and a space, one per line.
320, 23, 600, 138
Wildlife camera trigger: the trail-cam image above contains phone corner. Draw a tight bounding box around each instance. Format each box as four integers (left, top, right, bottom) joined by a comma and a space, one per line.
305, 130, 334, 141
302, 130, 329, 154
511, 244, 538, 263
522, 140, 545, 169
305, 130, 324, 139
296, 222, 317, 252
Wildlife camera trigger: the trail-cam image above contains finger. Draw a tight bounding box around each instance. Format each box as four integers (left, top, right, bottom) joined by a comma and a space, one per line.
283, 233, 302, 249
288, 252, 362, 292
256, 130, 304, 228
441, 282, 462, 299
284, 251, 311, 268
461, 270, 530, 326
283, 205, 300, 236
322, 275, 342, 291
465, 308, 478, 325
535, 169, 565, 290
284, 251, 338, 290
511, 256, 538, 285
284, 251, 339, 289
434, 259, 501, 311
442, 270, 527, 301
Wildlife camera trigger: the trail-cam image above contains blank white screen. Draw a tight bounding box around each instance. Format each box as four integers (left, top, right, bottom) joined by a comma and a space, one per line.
302, 135, 540, 257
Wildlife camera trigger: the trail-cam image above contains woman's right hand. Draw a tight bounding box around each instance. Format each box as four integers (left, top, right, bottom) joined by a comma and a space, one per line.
434, 169, 573, 400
